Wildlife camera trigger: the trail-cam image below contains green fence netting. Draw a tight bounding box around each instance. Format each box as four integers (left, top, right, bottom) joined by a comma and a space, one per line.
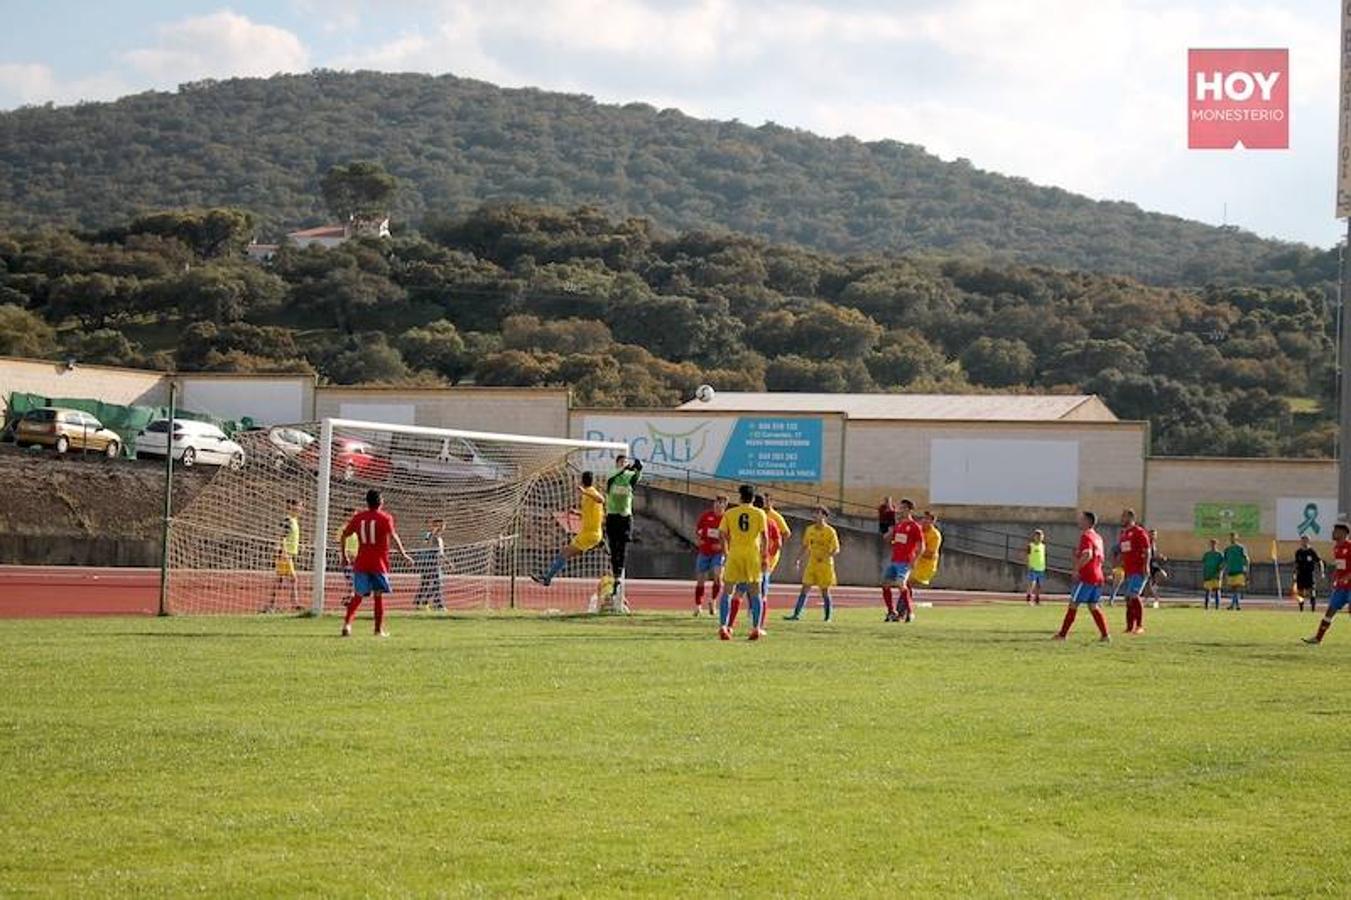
4, 392, 254, 458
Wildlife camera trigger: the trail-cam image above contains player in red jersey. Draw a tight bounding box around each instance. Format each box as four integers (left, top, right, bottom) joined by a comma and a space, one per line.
753, 494, 782, 631
1113, 508, 1152, 635
339, 488, 413, 638
692, 495, 728, 616
1054, 510, 1111, 642
1305, 522, 1351, 645
882, 498, 925, 623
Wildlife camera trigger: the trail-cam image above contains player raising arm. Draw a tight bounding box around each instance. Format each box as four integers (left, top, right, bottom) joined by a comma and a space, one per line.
533, 471, 606, 588
339, 489, 414, 638
715, 484, 769, 642
692, 495, 728, 616
1305, 523, 1351, 644
882, 499, 924, 623
1054, 510, 1111, 642
787, 506, 840, 622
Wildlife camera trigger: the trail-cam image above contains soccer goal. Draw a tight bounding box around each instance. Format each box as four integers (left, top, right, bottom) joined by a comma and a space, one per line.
164, 418, 628, 615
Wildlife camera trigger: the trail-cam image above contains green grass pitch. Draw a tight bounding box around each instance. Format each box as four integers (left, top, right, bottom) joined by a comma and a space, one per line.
2, 605, 1349, 896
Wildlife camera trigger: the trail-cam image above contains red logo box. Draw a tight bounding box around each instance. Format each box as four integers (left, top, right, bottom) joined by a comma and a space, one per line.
1188, 48, 1288, 149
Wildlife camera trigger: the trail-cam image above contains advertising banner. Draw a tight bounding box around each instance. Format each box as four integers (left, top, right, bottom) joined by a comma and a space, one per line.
579, 415, 823, 482
1193, 502, 1261, 536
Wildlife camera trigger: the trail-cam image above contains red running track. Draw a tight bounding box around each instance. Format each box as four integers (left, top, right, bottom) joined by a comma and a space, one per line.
0, 565, 1028, 618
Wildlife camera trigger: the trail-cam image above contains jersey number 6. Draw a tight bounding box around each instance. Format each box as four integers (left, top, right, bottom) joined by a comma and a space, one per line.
738, 513, 750, 532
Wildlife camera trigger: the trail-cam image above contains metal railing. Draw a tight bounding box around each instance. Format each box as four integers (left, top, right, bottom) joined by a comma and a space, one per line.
641, 464, 1079, 568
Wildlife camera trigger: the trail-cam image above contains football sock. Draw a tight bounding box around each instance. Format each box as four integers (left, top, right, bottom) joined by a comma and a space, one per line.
759, 595, 769, 628
711, 577, 722, 600
882, 586, 896, 616
373, 595, 385, 633
718, 591, 731, 627
1135, 598, 1145, 630
1058, 606, 1077, 636
1315, 617, 1332, 642
695, 582, 706, 608
729, 595, 742, 627
749, 594, 763, 632
343, 595, 361, 626
1090, 607, 1109, 638
792, 590, 808, 618
822, 592, 832, 620
545, 555, 567, 580
901, 586, 914, 618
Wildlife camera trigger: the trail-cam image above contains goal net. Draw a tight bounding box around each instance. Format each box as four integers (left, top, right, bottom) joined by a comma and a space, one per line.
165, 418, 628, 615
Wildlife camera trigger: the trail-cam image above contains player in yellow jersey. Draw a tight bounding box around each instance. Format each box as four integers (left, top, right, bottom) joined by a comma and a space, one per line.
532, 471, 606, 587
912, 511, 942, 587
716, 483, 769, 641
265, 498, 303, 612
786, 506, 840, 621
338, 506, 360, 599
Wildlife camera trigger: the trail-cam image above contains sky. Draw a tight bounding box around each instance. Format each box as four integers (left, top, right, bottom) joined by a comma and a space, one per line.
0, 0, 1341, 247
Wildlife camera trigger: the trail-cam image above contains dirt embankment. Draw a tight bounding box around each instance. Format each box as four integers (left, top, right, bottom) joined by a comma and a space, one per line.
0, 447, 212, 565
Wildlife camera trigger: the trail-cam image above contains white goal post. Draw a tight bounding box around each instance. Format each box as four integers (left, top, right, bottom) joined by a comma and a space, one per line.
307, 418, 628, 615
163, 416, 628, 616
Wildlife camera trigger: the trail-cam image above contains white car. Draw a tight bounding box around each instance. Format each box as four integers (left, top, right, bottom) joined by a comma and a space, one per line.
136, 419, 246, 469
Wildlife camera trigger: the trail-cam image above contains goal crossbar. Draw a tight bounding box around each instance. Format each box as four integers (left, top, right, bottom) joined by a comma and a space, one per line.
310, 418, 628, 614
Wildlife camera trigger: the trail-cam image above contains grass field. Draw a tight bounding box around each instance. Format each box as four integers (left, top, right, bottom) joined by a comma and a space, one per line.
2, 605, 1350, 897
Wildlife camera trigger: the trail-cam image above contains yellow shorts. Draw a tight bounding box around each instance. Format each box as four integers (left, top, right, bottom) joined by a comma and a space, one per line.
802, 561, 836, 589
912, 557, 939, 587
1203, 578, 1221, 591
1112, 566, 1125, 582
275, 554, 296, 578
570, 531, 603, 553
1226, 574, 1247, 590
724, 553, 763, 586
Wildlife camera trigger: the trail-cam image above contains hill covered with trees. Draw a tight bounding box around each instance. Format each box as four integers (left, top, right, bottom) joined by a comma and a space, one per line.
0, 71, 1336, 287
0, 203, 1334, 458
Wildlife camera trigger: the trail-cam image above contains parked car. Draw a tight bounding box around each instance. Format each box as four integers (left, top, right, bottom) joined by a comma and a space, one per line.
136, 418, 245, 469
389, 435, 510, 481
298, 435, 391, 482
15, 407, 123, 457
267, 426, 316, 467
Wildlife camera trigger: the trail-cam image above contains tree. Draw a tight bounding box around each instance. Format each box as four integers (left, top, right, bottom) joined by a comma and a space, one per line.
866, 330, 948, 387
62, 329, 141, 367
324, 336, 409, 384
475, 349, 561, 386
960, 337, 1035, 387
0, 304, 55, 357
321, 161, 399, 223
46, 273, 138, 330
397, 320, 471, 382
122, 209, 255, 259
294, 266, 406, 333
1044, 339, 1146, 385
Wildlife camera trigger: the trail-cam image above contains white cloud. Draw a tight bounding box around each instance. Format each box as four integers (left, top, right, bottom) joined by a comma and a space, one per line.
0, 62, 130, 108
123, 10, 309, 83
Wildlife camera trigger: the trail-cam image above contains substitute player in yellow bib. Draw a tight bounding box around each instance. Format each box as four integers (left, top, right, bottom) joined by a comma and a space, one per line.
912, 511, 942, 587
265, 498, 303, 613
532, 471, 606, 587
716, 483, 769, 641
786, 506, 840, 622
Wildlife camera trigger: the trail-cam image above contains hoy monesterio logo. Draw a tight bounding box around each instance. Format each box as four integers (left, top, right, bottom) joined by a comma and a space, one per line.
1188, 48, 1288, 149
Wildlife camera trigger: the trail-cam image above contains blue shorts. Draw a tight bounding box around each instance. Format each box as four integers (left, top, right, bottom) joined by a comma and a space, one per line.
1070, 582, 1103, 605
1122, 573, 1147, 596
1027, 571, 1045, 585
695, 553, 726, 574
883, 562, 913, 583
352, 571, 392, 597
1329, 588, 1351, 615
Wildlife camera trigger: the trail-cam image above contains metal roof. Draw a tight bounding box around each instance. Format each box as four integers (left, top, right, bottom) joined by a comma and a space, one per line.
677, 392, 1118, 422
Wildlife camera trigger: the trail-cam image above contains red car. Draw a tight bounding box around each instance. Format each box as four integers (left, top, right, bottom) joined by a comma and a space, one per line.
297, 436, 391, 482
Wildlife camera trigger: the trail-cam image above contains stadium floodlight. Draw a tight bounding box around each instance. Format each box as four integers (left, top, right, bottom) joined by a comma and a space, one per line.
164, 417, 628, 616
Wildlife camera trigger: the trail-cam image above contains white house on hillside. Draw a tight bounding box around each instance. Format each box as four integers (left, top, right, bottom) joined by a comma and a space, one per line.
246, 216, 391, 261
